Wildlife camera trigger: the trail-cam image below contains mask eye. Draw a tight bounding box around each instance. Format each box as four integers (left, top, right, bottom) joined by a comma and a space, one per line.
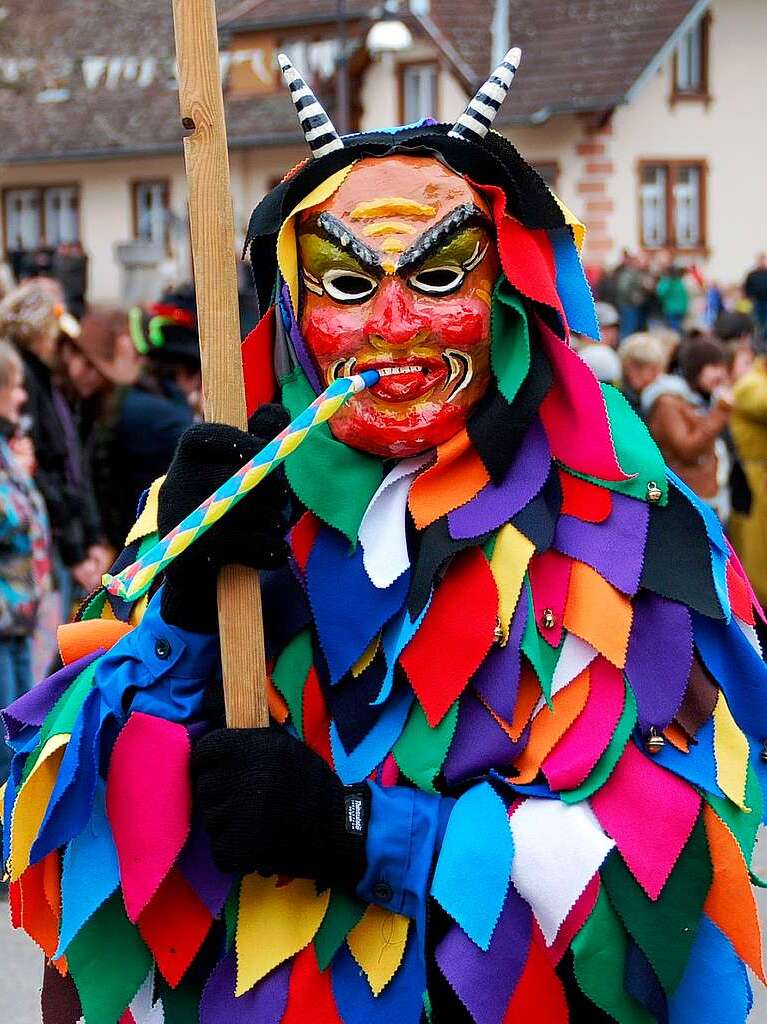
409, 265, 466, 296
322, 269, 378, 304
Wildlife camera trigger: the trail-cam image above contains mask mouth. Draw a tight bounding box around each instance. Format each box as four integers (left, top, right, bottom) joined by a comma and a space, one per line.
442, 349, 473, 402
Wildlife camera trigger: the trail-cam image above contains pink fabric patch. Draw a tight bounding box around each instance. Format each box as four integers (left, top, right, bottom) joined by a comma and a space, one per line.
545, 874, 600, 967
543, 658, 625, 791
590, 741, 701, 900
726, 539, 766, 624
536, 315, 629, 483
379, 753, 400, 788
528, 550, 572, 649
106, 712, 192, 923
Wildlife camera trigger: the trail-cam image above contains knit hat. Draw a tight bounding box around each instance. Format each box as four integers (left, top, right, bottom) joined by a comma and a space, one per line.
0, 281, 80, 350
129, 284, 200, 370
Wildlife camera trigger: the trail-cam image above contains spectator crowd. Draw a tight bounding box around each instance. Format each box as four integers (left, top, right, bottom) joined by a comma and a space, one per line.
0, 245, 766, 788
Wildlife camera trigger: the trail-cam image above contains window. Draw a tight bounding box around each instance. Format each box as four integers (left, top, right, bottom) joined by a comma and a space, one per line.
133, 180, 170, 247
3, 185, 80, 250
639, 161, 706, 250
531, 162, 560, 190
672, 15, 710, 100
400, 63, 438, 124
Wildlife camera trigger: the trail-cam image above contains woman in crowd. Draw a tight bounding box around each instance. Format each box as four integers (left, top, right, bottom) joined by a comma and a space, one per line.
642, 335, 733, 521
0, 282, 105, 616
618, 331, 668, 416
0, 339, 51, 781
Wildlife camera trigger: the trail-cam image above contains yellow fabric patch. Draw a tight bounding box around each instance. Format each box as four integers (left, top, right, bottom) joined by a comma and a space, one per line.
713, 692, 750, 812
125, 476, 164, 545
554, 195, 586, 252
490, 523, 535, 642
352, 633, 381, 677
9, 734, 69, 881
277, 165, 356, 312
236, 873, 330, 995
347, 904, 410, 996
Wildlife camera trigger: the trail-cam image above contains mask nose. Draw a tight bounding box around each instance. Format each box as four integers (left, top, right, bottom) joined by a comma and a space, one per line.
364, 279, 429, 348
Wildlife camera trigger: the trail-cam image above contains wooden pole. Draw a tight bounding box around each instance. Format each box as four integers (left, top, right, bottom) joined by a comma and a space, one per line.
171, 0, 269, 729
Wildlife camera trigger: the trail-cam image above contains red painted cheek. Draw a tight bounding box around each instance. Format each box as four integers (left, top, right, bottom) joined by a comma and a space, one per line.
420, 297, 490, 348
302, 305, 366, 361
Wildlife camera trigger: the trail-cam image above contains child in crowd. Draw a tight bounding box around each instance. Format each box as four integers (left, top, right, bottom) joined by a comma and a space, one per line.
0, 339, 51, 781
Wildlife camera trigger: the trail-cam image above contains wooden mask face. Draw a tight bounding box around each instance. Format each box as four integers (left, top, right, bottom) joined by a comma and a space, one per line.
298, 155, 500, 457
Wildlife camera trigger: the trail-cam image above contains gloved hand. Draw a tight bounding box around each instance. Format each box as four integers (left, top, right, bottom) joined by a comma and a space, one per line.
191, 726, 369, 885
158, 404, 291, 632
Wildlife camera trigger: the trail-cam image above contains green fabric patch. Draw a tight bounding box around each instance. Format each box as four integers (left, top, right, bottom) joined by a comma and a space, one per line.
22, 662, 98, 783
314, 887, 366, 971
491, 281, 531, 405
281, 368, 383, 545
157, 973, 202, 1024
521, 581, 561, 704
272, 629, 313, 739
224, 883, 239, 952
80, 590, 108, 621
562, 681, 636, 804
572, 888, 654, 1024
706, 760, 763, 864
67, 892, 152, 1024
601, 813, 712, 994
563, 385, 668, 504
393, 700, 459, 793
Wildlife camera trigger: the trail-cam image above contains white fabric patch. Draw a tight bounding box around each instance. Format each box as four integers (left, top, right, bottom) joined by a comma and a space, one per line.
129, 971, 165, 1024
531, 632, 597, 719
359, 454, 432, 589
510, 798, 614, 945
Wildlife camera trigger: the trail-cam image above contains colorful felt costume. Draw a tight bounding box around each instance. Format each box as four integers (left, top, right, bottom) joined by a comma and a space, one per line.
3, 50, 767, 1024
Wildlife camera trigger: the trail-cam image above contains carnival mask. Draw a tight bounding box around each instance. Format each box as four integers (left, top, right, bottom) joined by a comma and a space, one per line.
298, 156, 500, 458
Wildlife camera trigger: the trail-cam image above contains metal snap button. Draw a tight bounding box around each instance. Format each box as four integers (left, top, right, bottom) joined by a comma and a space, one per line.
373, 881, 393, 903
154, 637, 172, 660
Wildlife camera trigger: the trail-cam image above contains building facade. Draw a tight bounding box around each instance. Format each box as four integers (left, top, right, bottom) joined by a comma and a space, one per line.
1, 0, 764, 304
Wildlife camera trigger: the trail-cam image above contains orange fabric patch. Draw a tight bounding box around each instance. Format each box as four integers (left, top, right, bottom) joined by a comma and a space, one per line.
513, 669, 591, 784
19, 855, 64, 968
664, 722, 691, 753
703, 804, 765, 983
58, 620, 132, 665
408, 429, 489, 530
559, 470, 613, 523
485, 659, 541, 744
564, 561, 633, 668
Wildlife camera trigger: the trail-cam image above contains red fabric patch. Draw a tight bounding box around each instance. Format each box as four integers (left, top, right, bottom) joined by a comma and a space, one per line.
726, 557, 756, 626
503, 928, 569, 1022
546, 875, 600, 967
726, 539, 766, 624
242, 306, 277, 418
559, 470, 613, 523
303, 667, 333, 767
137, 868, 213, 987
474, 182, 565, 323
290, 512, 322, 575
528, 549, 572, 648
400, 548, 498, 727
282, 944, 342, 1024
19, 856, 59, 959
9, 879, 22, 929
119, 1012, 137, 1024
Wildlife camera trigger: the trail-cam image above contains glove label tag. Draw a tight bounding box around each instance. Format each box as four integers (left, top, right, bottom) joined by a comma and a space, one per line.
344, 792, 366, 835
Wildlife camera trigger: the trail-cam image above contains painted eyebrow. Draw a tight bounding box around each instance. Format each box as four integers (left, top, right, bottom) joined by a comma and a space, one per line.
396, 204, 492, 275
304, 212, 383, 275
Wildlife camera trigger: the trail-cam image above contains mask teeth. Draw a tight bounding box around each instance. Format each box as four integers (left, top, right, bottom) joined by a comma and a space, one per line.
329, 357, 358, 383
448, 46, 522, 143
377, 364, 425, 377
443, 349, 473, 402
278, 53, 345, 159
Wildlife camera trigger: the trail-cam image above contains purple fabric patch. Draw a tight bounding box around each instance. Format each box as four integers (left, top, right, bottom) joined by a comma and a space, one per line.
448, 422, 550, 540
472, 596, 527, 722
553, 492, 649, 595
625, 592, 693, 733
200, 951, 290, 1024
2, 651, 102, 741
435, 885, 532, 1024
178, 822, 233, 917
444, 689, 530, 786
280, 284, 324, 395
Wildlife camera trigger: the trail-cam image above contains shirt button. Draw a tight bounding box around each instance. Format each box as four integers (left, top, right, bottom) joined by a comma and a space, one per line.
373, 881, 393, 903
154, 637, 172, 660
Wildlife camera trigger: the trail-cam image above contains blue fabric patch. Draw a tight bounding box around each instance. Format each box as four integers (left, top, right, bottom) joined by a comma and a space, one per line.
330, 685, 413, 784
55, 779, 120, 957
654, 717, 724, 800
431, 782, 514, 950
550, 227, 599, 339
625, 940, 669, 1023
376, 602, 430, 705
694, 612, 767, 739
307, 527, 410, 685
668, 916, 751, 1023
331, 931, 424, 1023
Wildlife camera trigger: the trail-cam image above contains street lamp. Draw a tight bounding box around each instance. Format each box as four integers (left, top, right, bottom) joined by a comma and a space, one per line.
366, 11, 414, 56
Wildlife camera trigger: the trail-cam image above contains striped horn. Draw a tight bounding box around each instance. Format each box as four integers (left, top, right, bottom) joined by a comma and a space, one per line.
278, 53, 344, 159
449, 47, 522, 142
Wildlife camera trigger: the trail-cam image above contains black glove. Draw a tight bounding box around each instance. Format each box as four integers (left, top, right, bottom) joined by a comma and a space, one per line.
158, 404, 291, 632
191, 727, 369, 885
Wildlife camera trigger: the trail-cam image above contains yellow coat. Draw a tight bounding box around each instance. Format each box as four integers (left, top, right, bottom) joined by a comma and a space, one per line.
730, 357, 767, 606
